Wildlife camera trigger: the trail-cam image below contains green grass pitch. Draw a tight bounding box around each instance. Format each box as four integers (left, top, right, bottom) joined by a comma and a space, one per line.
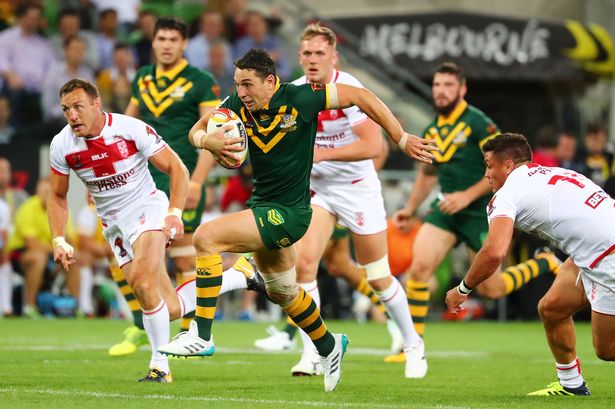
0, 319, 612, 408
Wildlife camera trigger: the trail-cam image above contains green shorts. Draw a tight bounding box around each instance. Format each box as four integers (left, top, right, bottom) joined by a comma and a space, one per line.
424, 199, 488, 252
331, 224, 349, 241
250, 203, 312, 250
152, 170, 206, 233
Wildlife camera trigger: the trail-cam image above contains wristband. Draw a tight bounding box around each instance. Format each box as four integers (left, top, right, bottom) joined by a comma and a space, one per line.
192, 129, 209, 148
397, 134, 408, 150
52, 236, 74, 254
167, 207, 183, 219
457, 279, 473, 295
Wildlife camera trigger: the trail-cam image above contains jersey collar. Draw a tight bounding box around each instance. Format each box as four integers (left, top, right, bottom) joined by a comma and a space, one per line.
262, 76, 281, 110
155, 58, 189, 80
437, 99, 468, 127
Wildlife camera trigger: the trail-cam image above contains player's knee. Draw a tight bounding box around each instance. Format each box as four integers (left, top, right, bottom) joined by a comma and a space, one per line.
594, 342, 615, 361
537, 293, 565, 322
295, 253, 318, 280
262, 268, 299, 307
409, 260, 433, 282
192, 224, 220, 255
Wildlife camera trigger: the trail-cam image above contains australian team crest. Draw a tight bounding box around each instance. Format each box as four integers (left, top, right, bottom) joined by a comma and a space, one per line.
280, 112, 297, 131
117, 140, 129, 159
169, 86, 185, 100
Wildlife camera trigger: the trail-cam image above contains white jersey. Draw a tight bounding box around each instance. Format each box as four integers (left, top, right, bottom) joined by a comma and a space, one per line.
50, 112, 167, 224
0, 199, 9, 231
292, 70, 376, 182
487, 163, 615, 269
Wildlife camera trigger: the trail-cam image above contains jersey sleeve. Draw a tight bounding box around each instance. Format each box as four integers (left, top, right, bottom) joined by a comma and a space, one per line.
132, 119, 167, 158
287, 83, 328, 122
487, 187, 517, 224
196, 71, 222, 108
49, 136, 70, 176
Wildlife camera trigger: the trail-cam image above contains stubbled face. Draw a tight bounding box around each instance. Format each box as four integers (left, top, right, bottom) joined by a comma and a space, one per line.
234, 69, 276, 112
152, 28, 186, 68
483, 151, 513, 192
61, 88, 103, 137
432, 72, 466, 115
299, 35, 337, 84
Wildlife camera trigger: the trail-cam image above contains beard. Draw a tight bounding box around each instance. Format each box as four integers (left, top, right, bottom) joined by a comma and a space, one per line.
433, 95, 461, 116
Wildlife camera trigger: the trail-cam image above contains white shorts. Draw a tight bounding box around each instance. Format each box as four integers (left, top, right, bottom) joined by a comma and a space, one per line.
103, 190, 168, 267
310, 174, 387, 235
580, 254, 615, 316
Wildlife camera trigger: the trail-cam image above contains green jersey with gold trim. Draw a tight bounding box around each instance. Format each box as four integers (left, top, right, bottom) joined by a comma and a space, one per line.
131, 59, 221, 182
423, 100, 499, 206
220, 81, 333, 209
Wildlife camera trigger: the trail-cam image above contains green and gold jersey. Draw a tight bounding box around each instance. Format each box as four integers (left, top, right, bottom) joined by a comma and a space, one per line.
423, 100, 499, 208
220, 80, 333, 209
130, 59, 221, 190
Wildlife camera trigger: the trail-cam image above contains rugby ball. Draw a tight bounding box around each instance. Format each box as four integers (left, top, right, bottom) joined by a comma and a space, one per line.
206, 108, 248, 169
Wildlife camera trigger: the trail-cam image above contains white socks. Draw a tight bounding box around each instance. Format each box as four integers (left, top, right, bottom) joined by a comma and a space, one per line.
175, 278, 196, 316
557, 357, 584, 388
375, 278, 421, 348
298, 281, 320, 355
220, 267, 248, 294
142, 299, 170, 373
0, 263, 12, 314
79, 266, 94, 315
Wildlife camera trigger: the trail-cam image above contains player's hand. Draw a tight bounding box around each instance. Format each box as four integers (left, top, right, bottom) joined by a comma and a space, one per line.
53, 240, 76, 272
163, 214, 184, 245
202, 125, 243, 153
392, 208, 414, 233
445, 287, 468, 313
438, 191, 471, 214
400, 133, 437, 164
185, 181, 202, 210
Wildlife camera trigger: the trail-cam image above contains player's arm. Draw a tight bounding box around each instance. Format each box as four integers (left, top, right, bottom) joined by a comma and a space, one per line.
314, 119, 382, 163
149, 146, 190, 240
124, 99, 140, 118
445, 217, 514, 311
333, 84, 436, 163
439, 177, 492, 215
185, 106, 218, 209
393, 163, 438, 231
48, 172, 76, 271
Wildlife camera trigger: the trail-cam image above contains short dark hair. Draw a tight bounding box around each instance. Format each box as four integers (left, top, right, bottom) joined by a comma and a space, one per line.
586, 121, 607, 136
234, 49, 276, 80
482, 133, 533, 163
154, 16, 188, 39
15, 2, 42, 18
63, 34, 84, 49
59, 78, 100, 100
58, 7, 79, 21
99, 8, 117, 19
435, 62, 466, 84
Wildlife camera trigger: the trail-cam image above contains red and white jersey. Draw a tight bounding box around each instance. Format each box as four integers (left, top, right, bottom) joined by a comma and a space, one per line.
292, 70, 376, 182
487, 163, 615, 269
50, 112, 167, 224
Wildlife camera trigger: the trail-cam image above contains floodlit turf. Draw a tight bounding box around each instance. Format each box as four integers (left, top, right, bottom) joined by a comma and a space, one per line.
0, 318, 612, 409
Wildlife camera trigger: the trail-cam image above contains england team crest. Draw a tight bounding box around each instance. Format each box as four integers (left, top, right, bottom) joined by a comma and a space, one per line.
117, 140, 129, 159
356, 212, 365, 227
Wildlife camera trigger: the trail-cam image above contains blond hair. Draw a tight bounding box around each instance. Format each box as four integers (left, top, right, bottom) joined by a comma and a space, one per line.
301, 23, 336, 48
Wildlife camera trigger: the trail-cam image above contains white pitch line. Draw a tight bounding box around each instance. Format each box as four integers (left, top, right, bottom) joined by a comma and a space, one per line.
0, 387, 475, 409
0, 344, 487, 358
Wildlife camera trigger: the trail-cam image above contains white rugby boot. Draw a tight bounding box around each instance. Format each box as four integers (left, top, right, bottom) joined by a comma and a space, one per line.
157, 320, 215, 357
404, 339, 428, 378
322, 333, 349, 392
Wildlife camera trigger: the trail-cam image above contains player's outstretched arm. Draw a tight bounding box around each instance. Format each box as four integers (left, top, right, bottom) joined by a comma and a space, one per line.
150, 147, 190, 242
445, 217, 513, 311
333, 84, 436, 164
48, 172, 76, 272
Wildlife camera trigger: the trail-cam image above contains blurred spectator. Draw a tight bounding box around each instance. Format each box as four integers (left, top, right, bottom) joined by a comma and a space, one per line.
42, 35, 95, 131
555, 130, 587, 173
0, 157, 29, 218
576, 122, 613, 186
129, 10, 156, 67
0, 197, 10, 316
50, 8, 100, 73
59, 0, 98, 30
95, 8, 119, 70
0, 96, 14, 144
97, 43, 135, 112
532, 126, 559, 167
91, 0, 140, 37
234, 8, 290, 79
185, 10, 232, 72
222, 0, 248, 43
0, 2, 55, 126
209, 40, 235, 98
7, 178, 77, 318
